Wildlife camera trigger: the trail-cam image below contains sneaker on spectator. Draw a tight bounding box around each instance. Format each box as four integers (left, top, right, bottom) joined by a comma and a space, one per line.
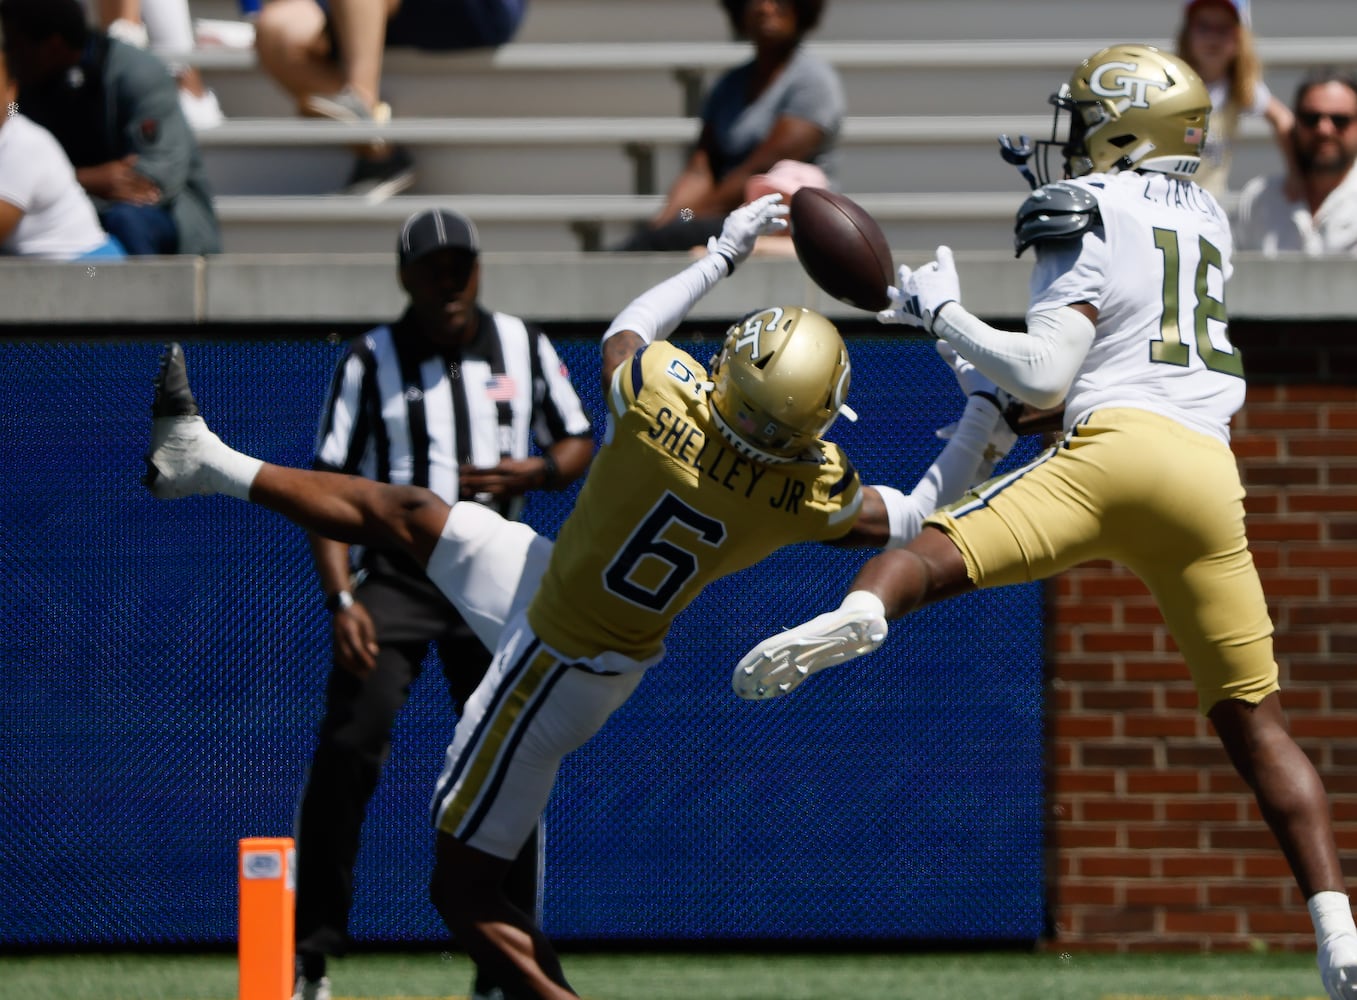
304, 85, 392, 126
342, 146, 415, 201
106, 17, 150, 48
194, 17, 257, 50
179, 87, 225, 130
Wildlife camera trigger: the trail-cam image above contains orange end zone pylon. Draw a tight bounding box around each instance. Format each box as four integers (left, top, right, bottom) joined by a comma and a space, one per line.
238, 837, 296, 1000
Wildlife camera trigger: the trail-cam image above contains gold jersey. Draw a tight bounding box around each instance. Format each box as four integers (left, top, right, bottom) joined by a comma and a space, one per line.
527, 341, 861, 660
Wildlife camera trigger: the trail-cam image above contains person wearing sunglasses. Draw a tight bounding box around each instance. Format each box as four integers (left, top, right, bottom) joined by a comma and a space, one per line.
1235, 67, 1357, 255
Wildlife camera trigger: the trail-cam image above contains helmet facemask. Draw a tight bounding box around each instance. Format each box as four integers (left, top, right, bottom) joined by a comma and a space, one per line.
708, 306, 853, 465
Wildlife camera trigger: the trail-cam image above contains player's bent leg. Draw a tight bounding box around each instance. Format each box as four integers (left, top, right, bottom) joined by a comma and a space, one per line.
1209, 694, 1344, 895
250, 464, 449, 565
1209, 694, 1357, 1000
428, 623, 646, 1000
733, 592, 888, 700
430, 833, 576, 1000
425, 502, 554, 650
143, 343, 452, 565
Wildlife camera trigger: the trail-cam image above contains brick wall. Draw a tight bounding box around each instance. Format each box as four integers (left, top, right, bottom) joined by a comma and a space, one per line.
1047, 323, 1357, 952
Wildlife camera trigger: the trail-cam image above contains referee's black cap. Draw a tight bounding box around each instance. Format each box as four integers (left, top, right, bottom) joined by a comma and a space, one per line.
397, 208, 480, 267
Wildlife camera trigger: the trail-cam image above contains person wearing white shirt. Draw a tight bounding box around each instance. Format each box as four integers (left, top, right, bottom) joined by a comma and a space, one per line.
1235, 69, 1357, 256
0, 50, 124, 259
1174, 0, 1295, 198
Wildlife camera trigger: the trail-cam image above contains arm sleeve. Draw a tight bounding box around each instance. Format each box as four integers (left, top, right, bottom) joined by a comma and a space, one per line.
931, 303, 1096, 411
871, 393, 1011, 548
601, 252, 730, 345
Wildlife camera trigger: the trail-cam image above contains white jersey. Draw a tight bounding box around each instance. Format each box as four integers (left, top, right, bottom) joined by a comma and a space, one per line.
1029, 171, 1246, 444
0, 114, 111, 260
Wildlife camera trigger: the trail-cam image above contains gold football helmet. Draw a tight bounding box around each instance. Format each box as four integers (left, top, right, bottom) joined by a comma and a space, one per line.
1034, 44, 1211, 185
709, 306, 852, 464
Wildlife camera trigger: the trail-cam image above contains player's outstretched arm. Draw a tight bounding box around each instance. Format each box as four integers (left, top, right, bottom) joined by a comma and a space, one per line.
876, 246, 1096, 410
143, 343, 452, 566
598, 193, 789, 387
839, 340, 1018, 549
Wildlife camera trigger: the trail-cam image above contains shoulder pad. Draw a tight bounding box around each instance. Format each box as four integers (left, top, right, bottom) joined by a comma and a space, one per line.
1013, 181, 1101, 257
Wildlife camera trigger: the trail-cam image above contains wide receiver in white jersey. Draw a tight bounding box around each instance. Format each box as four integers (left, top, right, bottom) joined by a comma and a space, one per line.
734, 44, 1357, 1000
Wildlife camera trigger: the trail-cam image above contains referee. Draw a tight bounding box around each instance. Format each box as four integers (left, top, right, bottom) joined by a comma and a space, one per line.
293, 208, 594, 1000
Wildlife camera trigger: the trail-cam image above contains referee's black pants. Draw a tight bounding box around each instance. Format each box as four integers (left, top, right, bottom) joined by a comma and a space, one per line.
294, 569, 540, 994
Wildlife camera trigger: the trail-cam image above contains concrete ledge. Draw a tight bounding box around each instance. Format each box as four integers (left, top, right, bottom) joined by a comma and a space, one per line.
0, 257, 203, 323
0, 253, 1352, 326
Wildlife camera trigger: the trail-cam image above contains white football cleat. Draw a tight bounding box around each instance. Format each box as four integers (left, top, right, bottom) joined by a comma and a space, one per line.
1320, 934, 1357, 999
733, 607, 887, 700
143, 343, 225, 500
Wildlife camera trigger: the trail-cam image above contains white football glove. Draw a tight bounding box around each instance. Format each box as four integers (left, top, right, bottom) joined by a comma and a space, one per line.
707, 193, 790, 271
932, 340, 1020, 478
876, 245, 961, 334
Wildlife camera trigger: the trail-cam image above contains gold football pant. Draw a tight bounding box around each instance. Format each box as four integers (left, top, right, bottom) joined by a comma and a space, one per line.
927, 407, 1278, 714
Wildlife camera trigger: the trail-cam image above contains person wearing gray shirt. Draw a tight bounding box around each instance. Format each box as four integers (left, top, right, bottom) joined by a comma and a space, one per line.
618, 0, 843, 252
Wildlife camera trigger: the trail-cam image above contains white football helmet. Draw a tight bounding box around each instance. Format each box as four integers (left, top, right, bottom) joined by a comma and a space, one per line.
709, 305, 852, 464
1034, 43, 1212, 185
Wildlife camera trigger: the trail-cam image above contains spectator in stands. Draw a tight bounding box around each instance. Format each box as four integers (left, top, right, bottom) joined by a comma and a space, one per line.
253, 0, 528, 200
0, 0, 222, 255
1174, 0, 1295, 197
0, 46, 125, 259
616, 0, 843, 252
91, 0, 226, 130
289, 207, 594, 1000
1235, 68, 1357, 255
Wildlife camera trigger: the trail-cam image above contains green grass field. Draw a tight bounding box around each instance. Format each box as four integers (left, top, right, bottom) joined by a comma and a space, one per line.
0, 950, 1329, 1000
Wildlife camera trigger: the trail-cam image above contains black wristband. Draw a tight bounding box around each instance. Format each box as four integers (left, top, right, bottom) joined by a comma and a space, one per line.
324, 590, 355, 613
540, 452, 560, 488
928, 299, 958, 338
715, 250, 736, 275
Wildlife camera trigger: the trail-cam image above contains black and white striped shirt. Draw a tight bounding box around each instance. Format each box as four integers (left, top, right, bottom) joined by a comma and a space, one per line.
313, 307, 592, 523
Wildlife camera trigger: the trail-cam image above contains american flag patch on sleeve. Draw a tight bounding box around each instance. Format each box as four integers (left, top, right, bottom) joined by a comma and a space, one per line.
485, 374, 517, 401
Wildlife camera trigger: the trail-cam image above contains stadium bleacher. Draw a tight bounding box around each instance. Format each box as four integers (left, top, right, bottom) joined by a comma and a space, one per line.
179, 0, 1357, 253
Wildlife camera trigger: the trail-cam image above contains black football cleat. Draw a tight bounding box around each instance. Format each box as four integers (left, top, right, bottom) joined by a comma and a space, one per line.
150, 342, 199, 417
144, 343, 222, 498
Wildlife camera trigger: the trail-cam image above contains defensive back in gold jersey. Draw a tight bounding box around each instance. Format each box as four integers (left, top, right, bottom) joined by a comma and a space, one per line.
528, 340, 862, 661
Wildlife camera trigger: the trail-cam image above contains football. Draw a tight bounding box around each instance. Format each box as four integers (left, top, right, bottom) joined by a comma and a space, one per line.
789, 188, 894, 311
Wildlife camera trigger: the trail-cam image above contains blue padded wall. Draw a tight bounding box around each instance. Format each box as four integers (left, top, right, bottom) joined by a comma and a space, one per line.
0, 336, 1045, 946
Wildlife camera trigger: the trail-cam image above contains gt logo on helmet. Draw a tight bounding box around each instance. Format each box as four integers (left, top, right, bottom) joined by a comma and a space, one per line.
1088, 60, 1170, 109
733, 307, 784, 359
